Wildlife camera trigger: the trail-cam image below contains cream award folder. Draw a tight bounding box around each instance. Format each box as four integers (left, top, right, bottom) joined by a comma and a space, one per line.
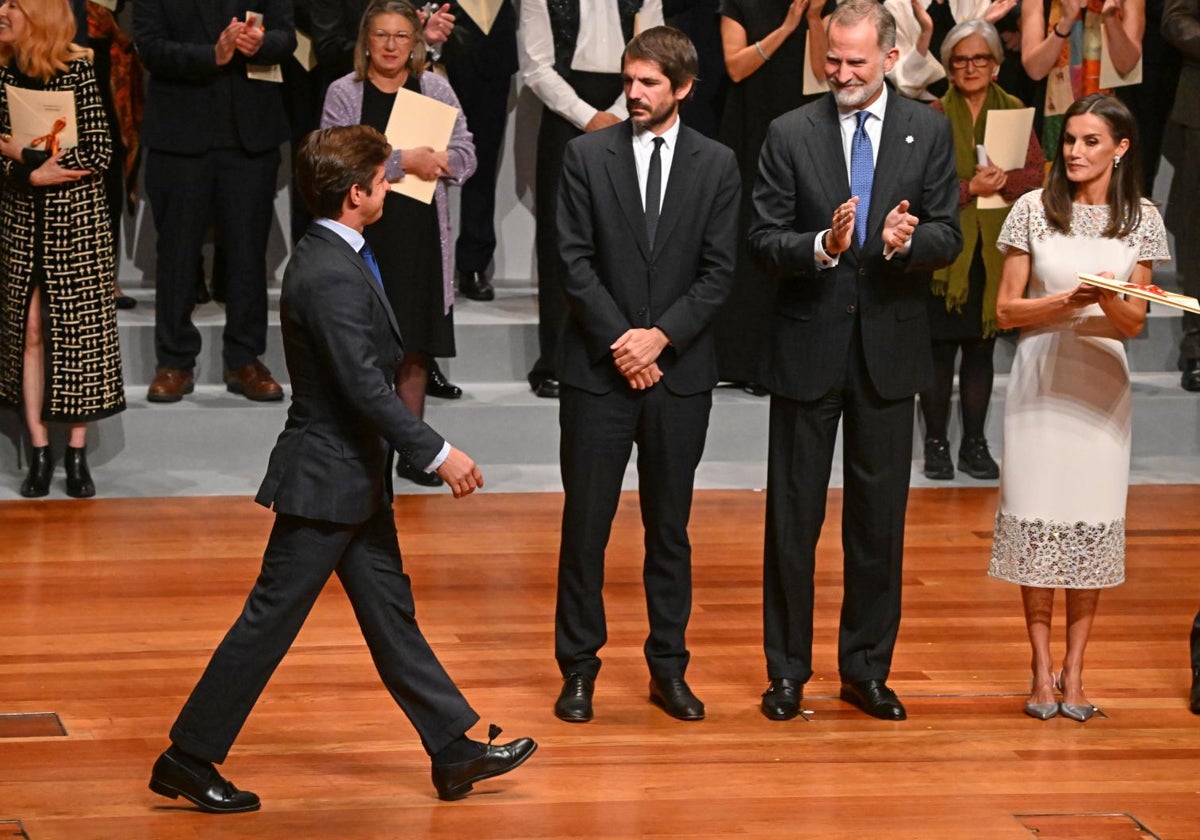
5, 86, 77, 153
977, 107, 1034, 210
384, 86, 458, 204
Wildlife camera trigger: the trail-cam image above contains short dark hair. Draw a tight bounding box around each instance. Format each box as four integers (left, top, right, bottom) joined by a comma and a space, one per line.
622, 26, 698, 94
295, 125, 392, 220
828, 0, 897, 51
1043, 93, 1143, 239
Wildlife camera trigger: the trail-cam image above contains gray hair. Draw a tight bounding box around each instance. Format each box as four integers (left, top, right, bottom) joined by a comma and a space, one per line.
828, 0, 897, 51
939, 19, 1003, 71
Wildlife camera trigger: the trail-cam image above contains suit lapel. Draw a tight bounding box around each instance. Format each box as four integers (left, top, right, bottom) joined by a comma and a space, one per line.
650, 124, 694, 258
806, 98, 853, 222
310, 224, 403, 344
865, 95, 917, 250
604, 122, 652, 261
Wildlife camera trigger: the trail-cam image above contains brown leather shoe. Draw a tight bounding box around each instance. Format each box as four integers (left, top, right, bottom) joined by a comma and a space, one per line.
224, 361, 283, 401
147, 367, 195, 403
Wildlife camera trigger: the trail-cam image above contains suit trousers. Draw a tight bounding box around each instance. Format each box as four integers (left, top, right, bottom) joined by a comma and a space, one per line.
530, 72, 622, 384
555, 382, 712, 680
169, 506, 479, 764
145, 146, 279, 372
763, 320, 914, 684
445, 55, 513, 274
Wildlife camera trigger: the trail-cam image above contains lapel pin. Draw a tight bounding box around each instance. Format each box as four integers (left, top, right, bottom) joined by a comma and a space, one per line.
905, 135, 914, 144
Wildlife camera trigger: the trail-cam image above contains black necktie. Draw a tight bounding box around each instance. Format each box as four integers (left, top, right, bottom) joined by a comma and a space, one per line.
645, 136, 664, 246
360, 242, 384, 291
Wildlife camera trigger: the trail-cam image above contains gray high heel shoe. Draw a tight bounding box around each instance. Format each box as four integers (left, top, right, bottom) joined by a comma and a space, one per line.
1025, 677, 1058, 720
1055, 671, 1099, 722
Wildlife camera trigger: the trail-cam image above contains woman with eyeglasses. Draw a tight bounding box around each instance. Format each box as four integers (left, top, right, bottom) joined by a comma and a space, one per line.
321, 0, 475, 488
990, 93, 1168, 721
0, 0, 123, 497
918, 19, 1043, 481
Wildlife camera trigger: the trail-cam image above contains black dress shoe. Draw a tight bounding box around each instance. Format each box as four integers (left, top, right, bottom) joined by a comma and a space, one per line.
554, 673, 595, 722
425, 361, 463, 399
396, 458, 445, 487
20, 446, 53, 498
958, 436, 1000, 480
741, 381, 769, 397
839, 679, 907, 720
923, 437, 954, 480
1183, 359, 1200, 392
649, 676, 705, 721
458, 270, 495, 302
761, 678, 802, 721
1190, 669, 1200, 715
148, 749, 260, 813
533, 378, 560, 399
64, 446, 95, 498
115, 294, 138, 310
431, 725, 537, 801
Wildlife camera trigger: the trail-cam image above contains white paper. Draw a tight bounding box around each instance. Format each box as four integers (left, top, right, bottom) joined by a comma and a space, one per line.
5, 85, 77, 152
458, 0, 503, 35
802, 29, 829, 96
1100, 27, 1142, 89
976, 107, 1034, 210
91, 0, 117, 10
294, 30, 317, 71
384, 86, 459, 204
242, 11, 283, 82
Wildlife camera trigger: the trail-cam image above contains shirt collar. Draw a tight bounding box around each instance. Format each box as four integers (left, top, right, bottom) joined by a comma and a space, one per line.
838, 83, 889, 126
315, 217, 366, 253
633, 115, 682, 151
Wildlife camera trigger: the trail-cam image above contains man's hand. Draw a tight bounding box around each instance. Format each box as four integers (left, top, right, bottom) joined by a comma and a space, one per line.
882, 199, 919, 252
235, 16, 264, 57
968, 163, 1007, 197
215, 18, 243, 65
625, 362, 664, 390
435, 446, 484, 498
403, 146, 449, 181
826, 196, 859, 256
421, 3, 456, 45
611, 327, 669, 376
585, 111, 622, 132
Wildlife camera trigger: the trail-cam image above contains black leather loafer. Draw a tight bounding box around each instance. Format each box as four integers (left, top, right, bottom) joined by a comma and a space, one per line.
533, 378, 560, 399
554, 673, 595, 722
761, 678, 802, 721
431, 727, 537, 801
649, 676, 705, 721
148, 749, 260, 813
840, 679, 907, 720
458, 270, 495, 302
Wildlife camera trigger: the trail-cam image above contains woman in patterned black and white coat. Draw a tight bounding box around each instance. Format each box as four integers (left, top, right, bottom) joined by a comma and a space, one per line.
0, 0, 123, 498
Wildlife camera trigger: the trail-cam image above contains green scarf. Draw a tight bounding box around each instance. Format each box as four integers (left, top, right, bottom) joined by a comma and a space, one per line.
933, 83, 1026, 337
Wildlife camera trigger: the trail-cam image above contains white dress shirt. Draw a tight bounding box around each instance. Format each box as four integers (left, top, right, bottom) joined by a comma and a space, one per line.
519, 0, 665, 131
315, 218, 450, 473
632, 116, 680, 212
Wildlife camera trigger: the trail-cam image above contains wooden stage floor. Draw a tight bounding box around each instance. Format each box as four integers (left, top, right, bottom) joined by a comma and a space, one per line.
3, 487, 1200, 839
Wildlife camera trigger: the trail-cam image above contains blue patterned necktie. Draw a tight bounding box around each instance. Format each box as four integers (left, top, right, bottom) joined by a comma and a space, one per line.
850, 110, 874, 247
360, 241, 384, 291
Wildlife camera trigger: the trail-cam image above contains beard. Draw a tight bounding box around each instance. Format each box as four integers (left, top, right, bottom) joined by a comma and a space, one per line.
830, 76, 883, 109
627, 97, 678, 132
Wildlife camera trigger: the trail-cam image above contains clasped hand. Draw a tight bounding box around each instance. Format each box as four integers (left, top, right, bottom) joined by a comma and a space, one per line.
612, 327, 669, 390
403, 146, 450, 181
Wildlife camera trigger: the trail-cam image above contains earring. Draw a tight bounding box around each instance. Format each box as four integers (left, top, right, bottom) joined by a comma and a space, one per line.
1114, 156, 1122, 168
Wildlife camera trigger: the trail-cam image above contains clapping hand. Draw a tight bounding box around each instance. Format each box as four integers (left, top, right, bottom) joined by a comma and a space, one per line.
215, 18, 243, 65
826, 197, 858, 255
882, 199, 919, 252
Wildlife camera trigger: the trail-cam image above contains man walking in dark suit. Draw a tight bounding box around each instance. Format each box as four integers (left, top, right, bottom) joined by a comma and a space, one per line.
551, 27, 740, 723
148, 126, 536, 812
748, 0, 961, 722
135, 0, 291, 403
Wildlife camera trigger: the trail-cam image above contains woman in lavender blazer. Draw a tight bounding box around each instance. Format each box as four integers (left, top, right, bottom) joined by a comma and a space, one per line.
320, 0, 476, 487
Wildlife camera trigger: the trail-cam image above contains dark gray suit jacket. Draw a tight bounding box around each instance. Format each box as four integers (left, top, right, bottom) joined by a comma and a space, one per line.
555, 120, 741, 396
1166, 0, 1200, 128
255, 223, 444, 524
748, 89, 962, 402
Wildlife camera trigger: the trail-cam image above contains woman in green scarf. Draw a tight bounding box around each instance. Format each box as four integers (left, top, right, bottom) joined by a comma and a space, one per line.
920, 19, 1044, 481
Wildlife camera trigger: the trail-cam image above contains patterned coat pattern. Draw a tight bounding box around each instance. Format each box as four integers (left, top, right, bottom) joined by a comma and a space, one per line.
0, 57, 124, 422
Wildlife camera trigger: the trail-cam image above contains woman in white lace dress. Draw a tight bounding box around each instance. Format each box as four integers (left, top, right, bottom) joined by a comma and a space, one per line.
989, 94, 1170, 722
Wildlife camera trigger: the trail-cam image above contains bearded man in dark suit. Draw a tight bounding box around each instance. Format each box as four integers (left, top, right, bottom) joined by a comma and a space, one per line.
148, 125, 535, 813
748, 0, 961, 723
551, 27, 740, 724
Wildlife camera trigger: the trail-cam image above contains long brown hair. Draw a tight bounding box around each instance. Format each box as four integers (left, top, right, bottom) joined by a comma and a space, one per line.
1042, 94, 1143, 239
353, 0, 426, 82
0, 0, 86, 82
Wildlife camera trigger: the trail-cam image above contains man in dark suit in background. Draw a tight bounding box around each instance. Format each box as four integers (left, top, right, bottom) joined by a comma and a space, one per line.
135, 0, 293, 403
148, 125, 536, 812
748, 0, 960, 722
551, 27, 739, 723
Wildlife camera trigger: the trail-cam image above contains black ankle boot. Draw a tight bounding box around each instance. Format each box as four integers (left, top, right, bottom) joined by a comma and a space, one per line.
64, 446, 95, 498
20, 446, 53, 497
922, 437, 954, 480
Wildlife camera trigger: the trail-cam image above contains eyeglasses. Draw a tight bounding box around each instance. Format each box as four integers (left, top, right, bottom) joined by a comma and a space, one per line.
949, 54, 994, 70
369, 30, 414, 45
